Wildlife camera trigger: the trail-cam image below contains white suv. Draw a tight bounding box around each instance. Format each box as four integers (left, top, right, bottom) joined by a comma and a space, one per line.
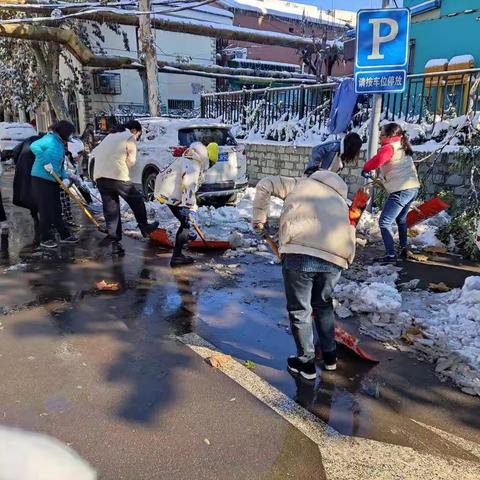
91, 118, 248, 206
0, 122, 37, 161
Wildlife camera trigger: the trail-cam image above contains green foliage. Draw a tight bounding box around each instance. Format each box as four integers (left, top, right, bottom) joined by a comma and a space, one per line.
437, 209, 480, 261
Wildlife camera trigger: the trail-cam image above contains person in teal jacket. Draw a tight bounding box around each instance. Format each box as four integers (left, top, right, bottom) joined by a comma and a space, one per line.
31, 121, 78, 248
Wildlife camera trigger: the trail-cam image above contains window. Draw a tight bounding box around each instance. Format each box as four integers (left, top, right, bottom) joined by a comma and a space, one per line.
168, 99, 195, 111
93, 73, 121, 95
289, 27, 295, 33
178, 128, 237, 147
408, 39, 416, 74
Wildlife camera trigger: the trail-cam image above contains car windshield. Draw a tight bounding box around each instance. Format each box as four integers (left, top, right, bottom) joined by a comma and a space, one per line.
178, 128, 237, 147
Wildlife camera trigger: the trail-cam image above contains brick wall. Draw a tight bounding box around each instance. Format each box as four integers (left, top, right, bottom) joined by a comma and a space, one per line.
245, 142, 470, 199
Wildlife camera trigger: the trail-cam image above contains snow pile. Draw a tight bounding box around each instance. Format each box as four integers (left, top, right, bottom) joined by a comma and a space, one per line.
335, 264, 408, 339
409, 211, 450, 249
336, 263, 480, 395
404, 276, 480, 396
121, 187, 283, 244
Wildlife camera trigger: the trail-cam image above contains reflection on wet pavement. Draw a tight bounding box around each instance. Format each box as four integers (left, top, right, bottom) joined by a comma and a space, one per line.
2, 177, 480, 462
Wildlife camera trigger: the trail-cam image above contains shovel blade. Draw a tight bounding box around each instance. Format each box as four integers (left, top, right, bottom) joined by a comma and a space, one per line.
335, 326, 379, 363
149, 228, 230, 250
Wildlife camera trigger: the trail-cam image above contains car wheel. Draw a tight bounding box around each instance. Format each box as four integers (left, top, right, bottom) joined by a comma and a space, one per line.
143, 170, 158, 202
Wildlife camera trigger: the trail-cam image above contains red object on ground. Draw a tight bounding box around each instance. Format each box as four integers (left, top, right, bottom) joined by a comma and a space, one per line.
149, 228, 231, 250
407, 197, 449, 228
335, 326, 379, 362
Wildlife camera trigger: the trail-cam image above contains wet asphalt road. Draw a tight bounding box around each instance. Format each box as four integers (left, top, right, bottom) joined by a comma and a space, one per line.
1, 169, 480, 477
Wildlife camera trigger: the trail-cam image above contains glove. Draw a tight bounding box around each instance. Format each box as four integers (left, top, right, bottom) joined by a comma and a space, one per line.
187, 210, 197, 225
253, 223, 265, 239
44, 163, 54, 174
361, 170, 372, 180
68, 173, 80, 185
62, 178, 72, 189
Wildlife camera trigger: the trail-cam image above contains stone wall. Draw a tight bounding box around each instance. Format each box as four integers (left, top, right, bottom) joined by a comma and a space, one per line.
245, 142, 470, 199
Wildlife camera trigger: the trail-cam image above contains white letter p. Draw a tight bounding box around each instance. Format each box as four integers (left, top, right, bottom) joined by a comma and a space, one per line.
367, 18, 399, 60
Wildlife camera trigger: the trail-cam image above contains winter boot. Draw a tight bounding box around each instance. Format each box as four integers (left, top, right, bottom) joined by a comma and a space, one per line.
139, 221, 159, 238
170, 254, 195, 267
373, 255, 397, 264
112, 241, 125, 257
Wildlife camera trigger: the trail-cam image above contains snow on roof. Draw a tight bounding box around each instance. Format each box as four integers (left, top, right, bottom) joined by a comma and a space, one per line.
449, 54, 475, 66
425, 58, 448, 69
230, 57, 300, 69
151, 12, 316, 45
218, 0, 347, 27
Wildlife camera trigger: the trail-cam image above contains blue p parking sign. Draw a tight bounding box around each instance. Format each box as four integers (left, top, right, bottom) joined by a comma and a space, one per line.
355, 8, 410, 94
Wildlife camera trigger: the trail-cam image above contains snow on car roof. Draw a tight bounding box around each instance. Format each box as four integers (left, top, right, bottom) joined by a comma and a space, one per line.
139, 117, 232, 147
0, 122, 36, 140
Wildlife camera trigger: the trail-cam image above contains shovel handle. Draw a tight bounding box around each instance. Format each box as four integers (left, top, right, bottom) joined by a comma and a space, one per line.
263, 233, 280, 260
51, 171, 103, 231
191, 220, 208, 247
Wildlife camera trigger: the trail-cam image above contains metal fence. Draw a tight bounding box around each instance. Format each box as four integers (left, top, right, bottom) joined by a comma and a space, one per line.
201, 83, 337, 135
201, 68, 480, 136
382, 68, 480, 132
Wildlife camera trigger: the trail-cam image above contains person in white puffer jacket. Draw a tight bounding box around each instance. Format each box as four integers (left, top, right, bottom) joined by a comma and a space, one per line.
154, 141, 218, 267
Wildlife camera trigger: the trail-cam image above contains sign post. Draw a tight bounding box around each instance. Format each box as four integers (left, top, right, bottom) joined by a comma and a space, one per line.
355, 7, 411, 159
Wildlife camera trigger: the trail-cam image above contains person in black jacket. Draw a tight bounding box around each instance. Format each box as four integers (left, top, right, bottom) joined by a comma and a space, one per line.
12, 134, 44, 244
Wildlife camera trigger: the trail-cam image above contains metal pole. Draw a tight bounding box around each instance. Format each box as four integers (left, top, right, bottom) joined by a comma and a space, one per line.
139, 0, 160, 117
367, 0, 390, 159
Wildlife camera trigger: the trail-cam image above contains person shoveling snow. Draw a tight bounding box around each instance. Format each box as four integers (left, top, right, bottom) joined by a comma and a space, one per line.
153, 141, 219, 267
253, 171, 356, 379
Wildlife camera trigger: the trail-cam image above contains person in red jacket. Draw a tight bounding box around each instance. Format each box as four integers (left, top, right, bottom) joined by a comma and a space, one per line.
362, 123, 420, 263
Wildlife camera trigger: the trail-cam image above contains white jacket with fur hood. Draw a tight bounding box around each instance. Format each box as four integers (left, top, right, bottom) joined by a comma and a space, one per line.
253, 171, 356, 269
154, 142, 210, 209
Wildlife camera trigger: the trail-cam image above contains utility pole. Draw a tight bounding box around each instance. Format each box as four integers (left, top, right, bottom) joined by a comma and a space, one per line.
367, 0, 390, 159
139, 0, 160, 117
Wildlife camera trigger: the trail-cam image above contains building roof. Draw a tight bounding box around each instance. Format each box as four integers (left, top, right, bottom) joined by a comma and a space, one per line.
217, 0, 347, 27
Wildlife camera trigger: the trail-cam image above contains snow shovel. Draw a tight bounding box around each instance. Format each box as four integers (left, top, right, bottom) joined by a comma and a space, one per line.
50, 171, 107, 234
261, 233, 379, 363
407, 197, 450, 228
149, 228, 231, 250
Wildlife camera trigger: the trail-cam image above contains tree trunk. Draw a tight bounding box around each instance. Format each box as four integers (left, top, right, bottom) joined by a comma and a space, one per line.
30, 42, 71, 121
139, 0, 160, 116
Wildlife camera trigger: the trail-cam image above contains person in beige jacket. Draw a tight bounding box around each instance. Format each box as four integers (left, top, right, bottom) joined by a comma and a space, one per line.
253, 170, 356, 379
92, 120, 158, 255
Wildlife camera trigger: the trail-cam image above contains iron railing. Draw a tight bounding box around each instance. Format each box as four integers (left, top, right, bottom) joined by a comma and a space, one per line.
201, 83, 337, 135
382, 68, 480, 133
201, 69, 480, 137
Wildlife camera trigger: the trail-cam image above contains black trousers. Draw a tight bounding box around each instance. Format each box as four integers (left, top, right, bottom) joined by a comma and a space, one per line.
31, 177, 70, 242
97, 178, 148, 241
168, 205, 191, 256
0, 190, 6, 222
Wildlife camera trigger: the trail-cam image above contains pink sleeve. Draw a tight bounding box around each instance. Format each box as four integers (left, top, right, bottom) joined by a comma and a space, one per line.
363, 144, 394, 172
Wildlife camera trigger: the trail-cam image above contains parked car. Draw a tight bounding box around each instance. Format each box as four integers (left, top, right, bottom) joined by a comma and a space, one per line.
89, 118, 248, 206
0, 122, 37, 161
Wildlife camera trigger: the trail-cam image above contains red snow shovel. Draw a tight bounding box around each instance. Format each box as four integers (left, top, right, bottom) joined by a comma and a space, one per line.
149, 228, 231, 250
261, 233, 379, 363
407, 197, 450, 228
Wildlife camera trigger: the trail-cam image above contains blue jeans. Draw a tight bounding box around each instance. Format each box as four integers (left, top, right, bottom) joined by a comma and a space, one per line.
379, 188, 418, 257
282, 265, 341, 362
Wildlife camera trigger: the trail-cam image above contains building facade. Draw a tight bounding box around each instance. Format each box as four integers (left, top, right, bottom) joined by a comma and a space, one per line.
58, 5, 233, 132
215, 0, 350, 77
404, 0, 480, 74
